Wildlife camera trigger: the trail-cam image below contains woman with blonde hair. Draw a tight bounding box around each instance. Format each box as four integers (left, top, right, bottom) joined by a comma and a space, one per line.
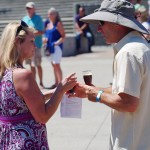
44, 7, 65, 89
0, 21, 76, 149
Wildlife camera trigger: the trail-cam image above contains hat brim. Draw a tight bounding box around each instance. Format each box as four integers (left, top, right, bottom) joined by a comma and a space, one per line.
26, 6, 34, 8
81, 11, 149, 34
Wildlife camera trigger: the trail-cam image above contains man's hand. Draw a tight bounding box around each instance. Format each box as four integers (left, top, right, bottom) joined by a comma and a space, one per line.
69, 83, 88, 98
79, 30, 83, 35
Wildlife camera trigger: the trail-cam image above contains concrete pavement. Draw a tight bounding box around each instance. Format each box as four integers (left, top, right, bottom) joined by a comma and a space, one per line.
25, 45, 114, 150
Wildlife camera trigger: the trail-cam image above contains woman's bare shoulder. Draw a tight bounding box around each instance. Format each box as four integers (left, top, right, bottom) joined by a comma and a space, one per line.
12, 68, 35, 97
13, 68, 33, 79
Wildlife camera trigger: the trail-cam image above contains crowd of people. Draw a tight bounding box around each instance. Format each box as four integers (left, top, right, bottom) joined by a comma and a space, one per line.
21, 2, 95, 89
0, 0, 150, 149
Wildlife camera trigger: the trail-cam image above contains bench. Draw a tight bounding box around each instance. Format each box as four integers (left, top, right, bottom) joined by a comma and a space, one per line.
62, 33, 89, 57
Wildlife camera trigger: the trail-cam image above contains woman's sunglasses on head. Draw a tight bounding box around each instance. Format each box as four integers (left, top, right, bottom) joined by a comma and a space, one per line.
16, 20, 28, 36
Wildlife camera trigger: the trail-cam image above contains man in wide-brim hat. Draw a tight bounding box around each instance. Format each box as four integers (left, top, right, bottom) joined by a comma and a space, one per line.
72, 0, 150, 149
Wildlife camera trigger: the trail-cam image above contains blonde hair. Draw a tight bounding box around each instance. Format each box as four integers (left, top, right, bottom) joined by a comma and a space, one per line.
0, 22, 33, 77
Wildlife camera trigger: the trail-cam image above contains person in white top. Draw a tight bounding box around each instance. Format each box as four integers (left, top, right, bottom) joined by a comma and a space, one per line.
70, 0, 150, 150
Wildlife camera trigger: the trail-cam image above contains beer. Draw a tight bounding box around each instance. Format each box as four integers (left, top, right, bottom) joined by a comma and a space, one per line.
83, 70, 92, 85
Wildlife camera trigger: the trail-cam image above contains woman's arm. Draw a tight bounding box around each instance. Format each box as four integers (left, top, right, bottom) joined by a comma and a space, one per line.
43, 89, 55, 101
55, 22, 65, 45
13, 69, 77, 124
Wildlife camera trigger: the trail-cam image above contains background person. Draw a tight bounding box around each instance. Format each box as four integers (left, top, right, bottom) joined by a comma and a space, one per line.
75, 7, 93, 53
71, 0, 150, 149
22, 2, 44, 88
0, 21, 77, 149
44, 8, 65, 89
43, 14, 51, 57
135, 4, 150, 40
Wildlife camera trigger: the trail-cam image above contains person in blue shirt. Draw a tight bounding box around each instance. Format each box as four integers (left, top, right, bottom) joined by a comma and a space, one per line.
75, 7, 93, 53
43, 8, 65, 89
22, 2, 44, 88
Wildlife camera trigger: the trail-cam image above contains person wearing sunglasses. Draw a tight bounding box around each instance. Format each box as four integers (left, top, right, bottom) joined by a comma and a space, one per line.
0, 21, 77, 149
22, 2, 44, 89
71, 0, 150, 149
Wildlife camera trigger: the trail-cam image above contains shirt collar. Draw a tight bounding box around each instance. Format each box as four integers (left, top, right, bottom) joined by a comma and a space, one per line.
28, 13, 36, 19
113, 31, 142, 53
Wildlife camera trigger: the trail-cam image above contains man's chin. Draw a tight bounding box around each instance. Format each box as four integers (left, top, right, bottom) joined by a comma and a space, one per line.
103, 37, 111, 44
105, 40, 113, 44
105, 41, 111, 44
26, 55, 33, 60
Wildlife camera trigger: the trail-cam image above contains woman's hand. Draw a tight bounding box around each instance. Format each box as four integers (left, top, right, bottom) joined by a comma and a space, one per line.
57, 73, 77, 94
43, 37, 48, 44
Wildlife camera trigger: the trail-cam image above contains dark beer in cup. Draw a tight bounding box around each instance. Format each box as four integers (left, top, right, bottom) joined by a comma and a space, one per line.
83, 70, 92, 85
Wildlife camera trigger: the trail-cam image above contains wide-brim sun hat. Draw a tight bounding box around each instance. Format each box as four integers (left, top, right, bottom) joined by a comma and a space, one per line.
80, 0, 149, 34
